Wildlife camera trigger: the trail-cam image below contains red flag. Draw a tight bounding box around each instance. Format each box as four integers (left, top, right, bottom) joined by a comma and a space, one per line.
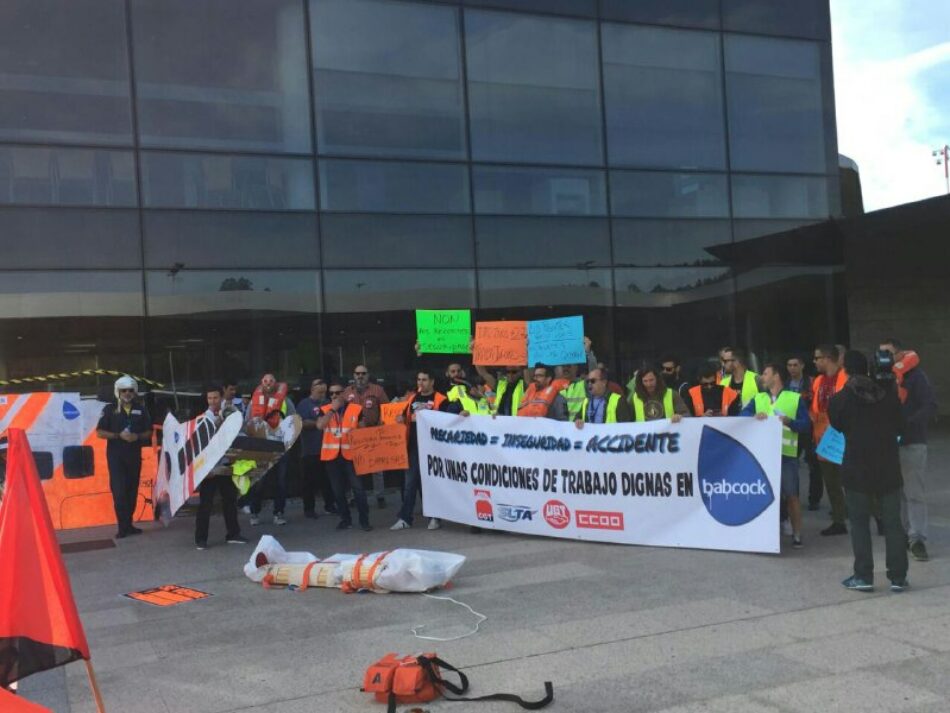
0, 686, 53, 712
0, 429, 90, 687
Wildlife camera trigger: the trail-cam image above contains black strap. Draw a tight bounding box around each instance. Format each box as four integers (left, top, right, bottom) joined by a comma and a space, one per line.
420, 656, 554, 710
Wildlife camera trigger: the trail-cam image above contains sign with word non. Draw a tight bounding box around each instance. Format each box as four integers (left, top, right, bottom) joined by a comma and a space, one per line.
472, 321, 528, 366
527, 316, 584, 366
416, 310, 472, 354
350, 424, 410, 475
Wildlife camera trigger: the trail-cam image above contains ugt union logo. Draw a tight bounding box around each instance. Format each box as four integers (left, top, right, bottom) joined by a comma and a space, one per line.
697, 426, 775, 526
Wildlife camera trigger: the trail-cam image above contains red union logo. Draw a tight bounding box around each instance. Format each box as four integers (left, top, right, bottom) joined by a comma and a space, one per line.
474, 488, 493, 522
543, 500, 570, 529
576, 510, 624, 531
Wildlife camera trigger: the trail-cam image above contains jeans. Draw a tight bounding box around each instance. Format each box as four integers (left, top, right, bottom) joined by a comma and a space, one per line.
249, 453, 288, 516
300, 454, 335, 514
900, 444, 928, 544
195, 476, 241, 543
107, 449, 141, 534
326, 457, 369, 527
820, 460, 847, 525
846, 488, 907, 583
398, 448, 422, 525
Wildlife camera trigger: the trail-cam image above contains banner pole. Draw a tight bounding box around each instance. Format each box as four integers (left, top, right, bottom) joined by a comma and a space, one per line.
84, 659, 106, 713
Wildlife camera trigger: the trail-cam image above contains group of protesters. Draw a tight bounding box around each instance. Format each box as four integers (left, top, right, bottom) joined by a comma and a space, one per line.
99, 335, 938, 593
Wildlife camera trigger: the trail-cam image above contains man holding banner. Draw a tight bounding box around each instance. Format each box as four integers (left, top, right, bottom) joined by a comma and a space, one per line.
518, 365, 569, 421
574, 369, 632, 426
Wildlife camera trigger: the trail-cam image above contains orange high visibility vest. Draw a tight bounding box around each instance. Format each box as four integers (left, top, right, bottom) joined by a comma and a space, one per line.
401, 391, 448, 435
688, 385, 738, 417
320, 402, 362, 461
517, 378, 569, 418
810, 369, 848, 445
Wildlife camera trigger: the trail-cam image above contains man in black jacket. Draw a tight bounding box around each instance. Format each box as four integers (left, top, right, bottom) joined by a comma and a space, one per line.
880, 339, 938, 562
829, 351, 908, 593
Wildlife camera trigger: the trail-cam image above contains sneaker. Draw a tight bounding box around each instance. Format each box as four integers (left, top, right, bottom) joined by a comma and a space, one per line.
360, 524, 373, 532
226, 535, 249, 544
821, 522, 848, 536
241, 505, 251, 514
889, 579, 909, 593
910, 540, 929, 562
273, 513, 287, 526
427, 518, 442, 530
377, 496, 387, 510
303, 511, 318, 520
390, 519, 411, 531
336, 521, 352, 530
842, 575, 874, 592
195, 541, 208, 551
128, 526, 143, 535
249, 514, 261, 526
792, 535, 803, 549
781, 520, 793, 537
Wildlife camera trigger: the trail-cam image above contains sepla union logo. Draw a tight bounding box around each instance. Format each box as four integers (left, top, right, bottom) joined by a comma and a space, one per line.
697, 426, 775, 526
542, 500, 570, 529
497, 504, 536, 522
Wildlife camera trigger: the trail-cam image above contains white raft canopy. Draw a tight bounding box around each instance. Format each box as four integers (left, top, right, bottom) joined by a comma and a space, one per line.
244, 536, 466, 594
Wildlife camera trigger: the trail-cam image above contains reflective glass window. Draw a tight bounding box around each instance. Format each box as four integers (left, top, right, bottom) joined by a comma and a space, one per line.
603, 25, 725, 170
311, 0, 465, 160
0, 0, 132, 145
732, 218, 822, 243
141, 153, 314, 210
322, 214, 473, 268
600, 0, 719, 29
0, 208, 140, 269
131, 0, 310, 153
478, 268, 613, 307
725, 35, 827, 174
323, 269, 476, 312
0, 271, 142, 318
462, 0, 596, 16
473, 166, 606, 216
611, 171, 729, 218
465, 11, 603, 165
614, 267, 732, 307
319, 159, 469, 213
0, 147, 136, 207
145, 270, 321, 316
731, 174, 829, 219
476, 217, 609, 267
612, 219, 731, 267
144, 211, 318, 269
723, 0, 830, 40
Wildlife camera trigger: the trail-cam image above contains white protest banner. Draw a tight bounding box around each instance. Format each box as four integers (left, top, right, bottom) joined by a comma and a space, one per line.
417, 410, 782, 554
154, 411, 244, 518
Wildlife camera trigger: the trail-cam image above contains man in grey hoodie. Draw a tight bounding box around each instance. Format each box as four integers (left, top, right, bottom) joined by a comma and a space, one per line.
829, 351, 908, 593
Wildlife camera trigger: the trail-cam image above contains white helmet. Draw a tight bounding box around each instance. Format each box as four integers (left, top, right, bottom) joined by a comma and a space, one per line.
114, 375, 139, 400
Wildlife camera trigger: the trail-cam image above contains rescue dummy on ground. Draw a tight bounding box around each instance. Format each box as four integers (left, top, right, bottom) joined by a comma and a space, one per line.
243, 536, 465, 594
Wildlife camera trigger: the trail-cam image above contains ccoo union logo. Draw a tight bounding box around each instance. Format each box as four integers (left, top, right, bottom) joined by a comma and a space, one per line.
496, 504, 536, 522
542, 500, 570, 529
697, 426, 775, 526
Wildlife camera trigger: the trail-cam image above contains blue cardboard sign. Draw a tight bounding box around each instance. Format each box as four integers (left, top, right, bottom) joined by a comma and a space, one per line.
816, 427, 845, 465
527, 316, 585, 367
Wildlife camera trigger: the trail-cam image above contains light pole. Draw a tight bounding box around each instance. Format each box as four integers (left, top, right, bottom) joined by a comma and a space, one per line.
934, 144, 950, 195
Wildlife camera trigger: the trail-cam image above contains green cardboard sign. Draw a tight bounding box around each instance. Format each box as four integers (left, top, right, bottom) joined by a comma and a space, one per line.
416, 309, 472, 354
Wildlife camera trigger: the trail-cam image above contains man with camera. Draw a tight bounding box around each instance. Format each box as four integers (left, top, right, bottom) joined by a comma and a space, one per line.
829, 351, 908, 592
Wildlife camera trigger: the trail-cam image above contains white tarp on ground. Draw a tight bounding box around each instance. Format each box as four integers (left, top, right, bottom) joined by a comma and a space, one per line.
417, 410, 782, 554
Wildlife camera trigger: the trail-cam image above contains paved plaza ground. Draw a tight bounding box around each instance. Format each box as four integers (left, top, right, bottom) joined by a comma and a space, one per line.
20, 432, 950, 712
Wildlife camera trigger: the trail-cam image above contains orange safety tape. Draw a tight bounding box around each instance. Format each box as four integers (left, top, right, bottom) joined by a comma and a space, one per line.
299, 561, 318, 592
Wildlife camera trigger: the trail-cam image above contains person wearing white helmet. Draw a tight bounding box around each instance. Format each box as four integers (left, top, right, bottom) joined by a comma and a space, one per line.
97, 375, 152, 538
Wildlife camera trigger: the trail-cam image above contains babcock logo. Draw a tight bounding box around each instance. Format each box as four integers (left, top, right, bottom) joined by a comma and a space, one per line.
697, 426, 774, 526
62, 401, 80, 420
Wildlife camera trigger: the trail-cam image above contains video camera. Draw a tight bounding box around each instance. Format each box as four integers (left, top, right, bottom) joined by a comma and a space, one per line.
872, 349, 896, 384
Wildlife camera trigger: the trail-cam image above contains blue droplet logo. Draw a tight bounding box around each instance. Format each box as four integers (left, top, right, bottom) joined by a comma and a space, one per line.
697, 426, 774, 526
62, 401, 80, 420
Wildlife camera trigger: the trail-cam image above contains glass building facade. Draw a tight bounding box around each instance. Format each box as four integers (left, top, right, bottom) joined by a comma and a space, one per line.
0, 0, 844, 393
